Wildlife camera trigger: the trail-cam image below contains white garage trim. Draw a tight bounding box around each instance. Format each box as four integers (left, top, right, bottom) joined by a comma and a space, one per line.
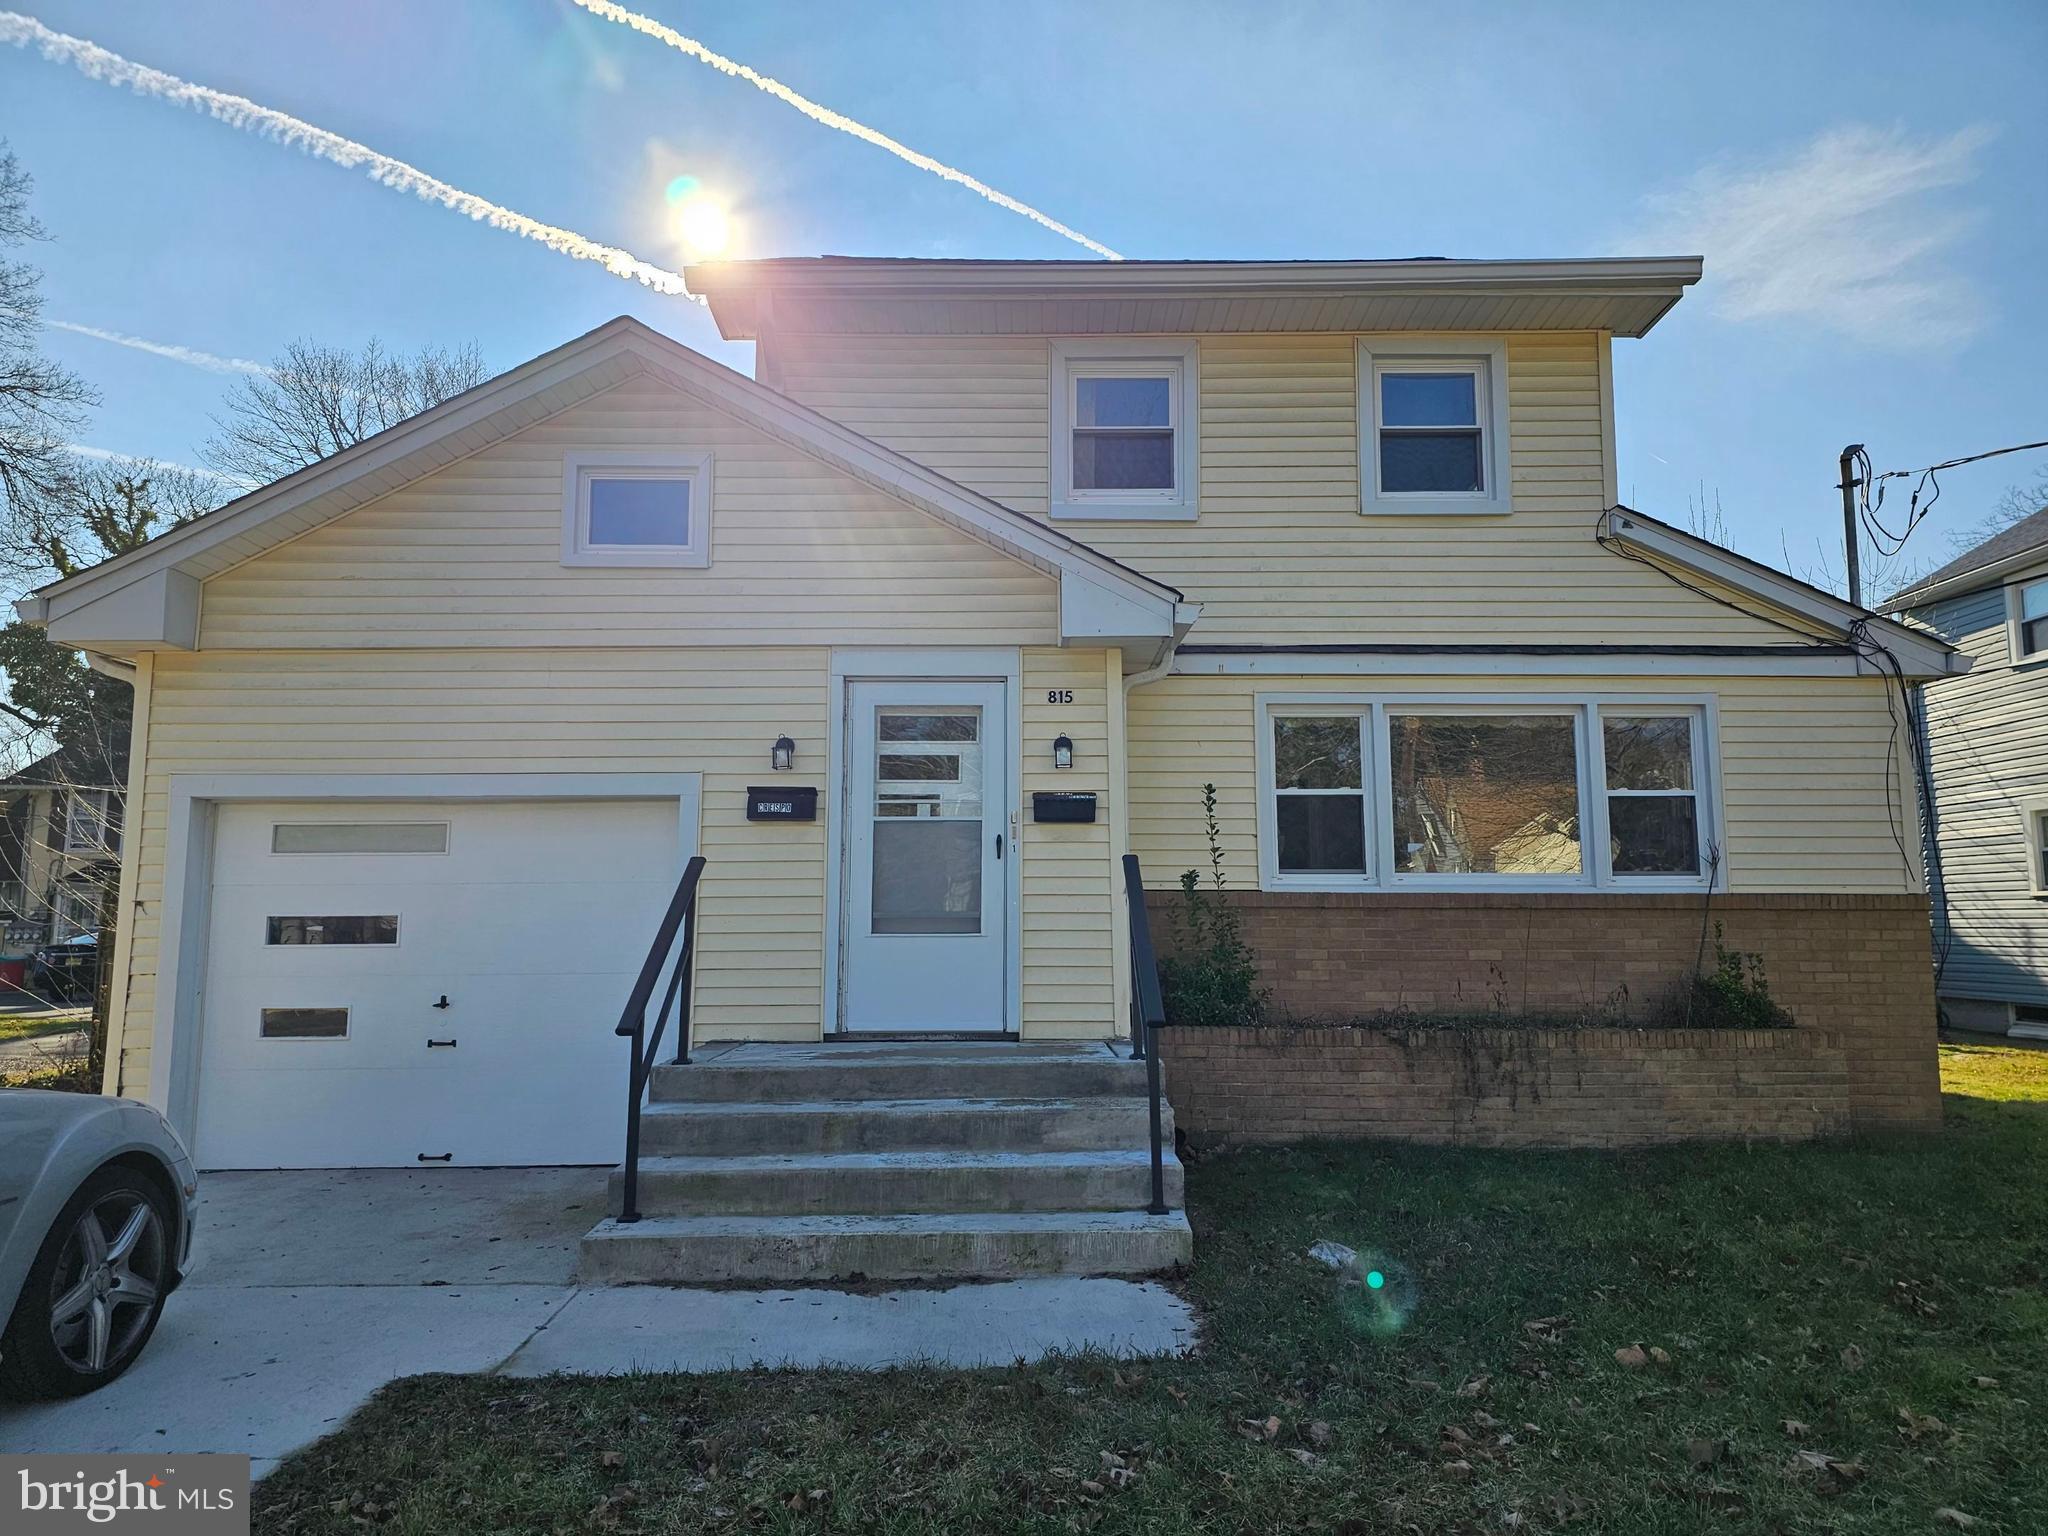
151, 772, 702, 1143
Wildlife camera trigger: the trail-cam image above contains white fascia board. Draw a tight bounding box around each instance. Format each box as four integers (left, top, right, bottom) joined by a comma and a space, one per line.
45, 569, 199, 650
1172, 651, 1875, 678
1600, 511, 1965, 679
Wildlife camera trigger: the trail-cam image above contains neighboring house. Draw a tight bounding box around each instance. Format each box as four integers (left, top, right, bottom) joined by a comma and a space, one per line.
1890, 507, 2048, 1039
0, 745, 125, 950
16, 256, 1963, 1225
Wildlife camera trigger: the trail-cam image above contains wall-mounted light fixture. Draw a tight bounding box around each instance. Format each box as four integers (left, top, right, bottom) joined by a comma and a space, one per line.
1052, 733, 1074, 770
771, 734, 796, 771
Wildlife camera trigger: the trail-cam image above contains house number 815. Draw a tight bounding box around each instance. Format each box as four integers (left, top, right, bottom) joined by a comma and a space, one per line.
1046, 689, 1073, 704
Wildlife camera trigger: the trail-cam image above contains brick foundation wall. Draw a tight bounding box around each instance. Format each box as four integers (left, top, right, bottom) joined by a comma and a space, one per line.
1160, 1026, 1851, 1149
1145, 891, 1940, 1136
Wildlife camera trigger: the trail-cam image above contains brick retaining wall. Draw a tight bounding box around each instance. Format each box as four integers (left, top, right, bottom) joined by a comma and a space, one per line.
1145, 891, 1940, 1136
1159, 1024, 1852, 1149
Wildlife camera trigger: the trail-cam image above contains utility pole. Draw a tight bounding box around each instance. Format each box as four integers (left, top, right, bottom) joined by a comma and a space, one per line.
1839, 444, 1864, 609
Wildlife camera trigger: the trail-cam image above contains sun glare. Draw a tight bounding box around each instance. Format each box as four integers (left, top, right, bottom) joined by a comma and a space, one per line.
672, 196, 731, 258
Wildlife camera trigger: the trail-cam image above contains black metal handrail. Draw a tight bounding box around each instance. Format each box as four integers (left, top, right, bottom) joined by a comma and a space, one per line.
615, 854, 706, 1224
1122, 853, 1170, 1216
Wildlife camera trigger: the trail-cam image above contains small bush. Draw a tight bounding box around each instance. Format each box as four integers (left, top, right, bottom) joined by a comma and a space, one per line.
1669, 922, 1795, 1030
1157, 783, 1268, 1028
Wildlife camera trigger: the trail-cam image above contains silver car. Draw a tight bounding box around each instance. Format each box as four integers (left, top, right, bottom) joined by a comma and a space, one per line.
0, 1090, 198, 1399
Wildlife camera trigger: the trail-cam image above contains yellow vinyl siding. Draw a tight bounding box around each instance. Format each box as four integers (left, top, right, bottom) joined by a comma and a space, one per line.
111, 647, 832, 1095
1126, 672, 1920, 896
773, 331, 1797, 646
197, 376, 1059, 651
1019, 648, 1118, 1037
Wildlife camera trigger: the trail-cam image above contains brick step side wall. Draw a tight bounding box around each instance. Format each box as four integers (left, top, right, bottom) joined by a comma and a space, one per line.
1159, 1025, 1852, 1149
1144, 890, 1940, 1135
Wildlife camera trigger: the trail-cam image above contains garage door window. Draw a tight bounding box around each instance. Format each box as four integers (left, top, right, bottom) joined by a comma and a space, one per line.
265, 915, 399, 946
271, 822, 449, 854
260, 1007, 349, 1040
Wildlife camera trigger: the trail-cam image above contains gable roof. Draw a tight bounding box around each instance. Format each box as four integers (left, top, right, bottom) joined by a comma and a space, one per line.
1886, 505, 2048, 610
19, 318, 1190, 663
1598, 507, 1964, 679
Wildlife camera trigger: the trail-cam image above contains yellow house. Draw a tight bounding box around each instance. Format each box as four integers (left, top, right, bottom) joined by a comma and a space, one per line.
19, 257, 1962, 1278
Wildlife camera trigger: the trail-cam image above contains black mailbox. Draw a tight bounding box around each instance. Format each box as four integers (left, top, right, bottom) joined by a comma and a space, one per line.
747, 785, 819, 822
1032, 791, 1098, 824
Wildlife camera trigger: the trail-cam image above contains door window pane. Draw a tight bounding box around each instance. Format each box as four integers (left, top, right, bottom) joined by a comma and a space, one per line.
1274, 717, 1362, 789
1389, 714, 1581, 875
875, 710, 982, 818
872, 820, 982, 935
876, 754, 960, 782
261, 1007, 349, 1040
265, 915, 399, 946
880, 714, 978, 742
271, 822, 449, 854
1278, 796, 1365, 872
586, 476, 690, 546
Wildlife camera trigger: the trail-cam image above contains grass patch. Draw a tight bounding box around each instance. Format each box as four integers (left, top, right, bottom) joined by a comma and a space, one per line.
0, 1012, 88, 1046
0, 1056, 95, 1092
254, 1048, 2048, 1534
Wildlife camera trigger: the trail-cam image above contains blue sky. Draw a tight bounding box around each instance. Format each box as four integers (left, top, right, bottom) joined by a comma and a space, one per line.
4, 0, 2043, 590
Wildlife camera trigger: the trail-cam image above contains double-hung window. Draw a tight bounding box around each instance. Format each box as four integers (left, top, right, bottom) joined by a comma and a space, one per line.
2026, 806, 2048, 897
2009, 576, 2048, 665
1050, 340, 1197, 521
1258, 696, 1716, 890
561, 451, 711, 567
1358, 338, 1510, 516
63, 789, 116, 855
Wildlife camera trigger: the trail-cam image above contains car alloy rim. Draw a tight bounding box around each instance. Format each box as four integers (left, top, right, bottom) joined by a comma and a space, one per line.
48, 1192, 164, 1374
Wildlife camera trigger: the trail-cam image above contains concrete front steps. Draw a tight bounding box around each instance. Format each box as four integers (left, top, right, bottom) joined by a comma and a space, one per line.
580, 1041, 1192, 1284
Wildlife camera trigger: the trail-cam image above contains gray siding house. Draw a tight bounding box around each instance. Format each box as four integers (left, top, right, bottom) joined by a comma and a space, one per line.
1892, 506, 2048, 1039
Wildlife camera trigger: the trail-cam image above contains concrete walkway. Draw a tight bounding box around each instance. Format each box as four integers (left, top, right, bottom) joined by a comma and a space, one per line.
0, 1169, 1195, 1476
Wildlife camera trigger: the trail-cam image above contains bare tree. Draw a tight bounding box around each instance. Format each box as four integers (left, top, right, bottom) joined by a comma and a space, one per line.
203, 337, 487, 486
1945, 463, 2048, 553
1, 453, 222, 588
0, 142, 96, 513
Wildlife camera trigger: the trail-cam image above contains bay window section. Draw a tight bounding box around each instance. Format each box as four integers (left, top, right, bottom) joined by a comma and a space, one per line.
1273, 715, 1368, 875
1602, 714, 1702, 876
1387, 712, 1581, 876
1259, 697, 1717, 892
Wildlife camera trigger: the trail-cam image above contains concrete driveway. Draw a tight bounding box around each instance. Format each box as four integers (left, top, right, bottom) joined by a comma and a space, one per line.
0, 1169, 1195, 1475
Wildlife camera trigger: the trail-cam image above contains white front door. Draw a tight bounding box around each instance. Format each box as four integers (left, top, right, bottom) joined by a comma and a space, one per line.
842, 682, 1009, 1032
193, 798, 680, 1169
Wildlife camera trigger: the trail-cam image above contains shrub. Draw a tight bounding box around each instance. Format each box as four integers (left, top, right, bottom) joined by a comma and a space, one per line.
1157, 783, 1268, 1028
1676, 922, 1795, 1030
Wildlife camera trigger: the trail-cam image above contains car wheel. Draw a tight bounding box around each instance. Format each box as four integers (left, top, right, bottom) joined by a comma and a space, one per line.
0, 1166, 173, 1400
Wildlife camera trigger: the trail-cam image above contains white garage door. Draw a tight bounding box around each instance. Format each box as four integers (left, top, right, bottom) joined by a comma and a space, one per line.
193, 799, 681, 1170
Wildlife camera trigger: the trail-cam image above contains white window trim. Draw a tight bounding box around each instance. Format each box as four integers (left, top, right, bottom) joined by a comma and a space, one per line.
63, 788, 114, 854
1357, 337, 1511, 517
2004, 571, 2048, 668
2021, 800, 2048, 897
1254, 692, 1723, 894
561, 450, 712, 567
1049, 339, 1199, 522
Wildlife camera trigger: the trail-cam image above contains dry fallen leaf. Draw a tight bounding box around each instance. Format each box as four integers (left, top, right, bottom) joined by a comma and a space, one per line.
1614, 1345, 1649, 1370
1648, 1346, 1673, 1366
1456, 1374, 1491, 1398
1079, 1479, 1105, 1497
1840, 1345, 1866, 1371
1782, 1419, 1810, 1438
1687, 1438, 1729, 1470
1308, 1420, 1333, 1448
1934, 1510, 1979, 1530
1287, 1448, 1321, 1467
598, 1450, 626, 1470
1523, 1315, 1569, 1344
1165, 1384, 1189, 1406
1970, 1376, 1999, 1390
1443, 1459, 1476, 1480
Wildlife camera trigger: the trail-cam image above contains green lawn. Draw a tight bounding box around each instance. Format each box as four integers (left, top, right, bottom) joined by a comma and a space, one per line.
254, 1045, 2048, 1535
0, 1010, 87, 1046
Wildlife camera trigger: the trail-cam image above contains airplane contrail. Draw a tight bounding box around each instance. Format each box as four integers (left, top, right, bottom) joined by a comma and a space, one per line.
0, 11, 699, 299
66, 443, 251, 485
563, 0, 1124, 260
45, 320, 272, 377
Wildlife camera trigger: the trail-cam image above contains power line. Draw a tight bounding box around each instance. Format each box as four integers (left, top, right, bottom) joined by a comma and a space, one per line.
1853, 438, 2048, 559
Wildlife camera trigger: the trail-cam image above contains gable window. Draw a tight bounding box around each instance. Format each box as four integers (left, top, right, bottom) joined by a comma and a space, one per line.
2009, 576, 2048, 664
1358, 338, 1511, 516
1257, 694, 1717, 891
64, 789, 116, 855
1050, 340, 1198, 521
561, 451, 711, 567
